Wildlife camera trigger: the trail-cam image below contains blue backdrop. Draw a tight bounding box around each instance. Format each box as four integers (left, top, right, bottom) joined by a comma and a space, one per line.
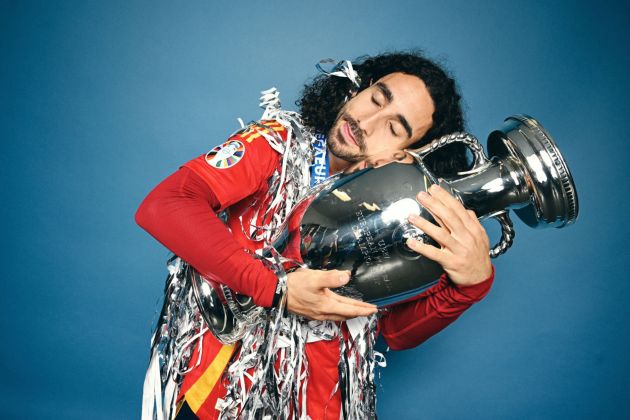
2, 1, 629, 419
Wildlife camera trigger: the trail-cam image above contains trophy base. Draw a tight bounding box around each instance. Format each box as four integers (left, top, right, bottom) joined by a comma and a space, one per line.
488, 115, 578, 228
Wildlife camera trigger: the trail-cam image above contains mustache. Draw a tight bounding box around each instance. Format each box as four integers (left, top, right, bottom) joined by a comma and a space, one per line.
340, 114, 364, 149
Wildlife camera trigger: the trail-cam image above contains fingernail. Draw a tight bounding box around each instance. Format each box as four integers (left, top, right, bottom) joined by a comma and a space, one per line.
418, 191, 429, 200
406, 238, 419, 246
408, 214, 419, 223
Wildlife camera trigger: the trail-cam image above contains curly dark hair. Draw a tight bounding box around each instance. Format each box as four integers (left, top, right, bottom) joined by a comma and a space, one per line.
297, 51, 469, 177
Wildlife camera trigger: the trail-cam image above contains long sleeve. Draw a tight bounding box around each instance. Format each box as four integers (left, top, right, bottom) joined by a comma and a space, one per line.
135, 166, 278, 307
379, 267, 494, 350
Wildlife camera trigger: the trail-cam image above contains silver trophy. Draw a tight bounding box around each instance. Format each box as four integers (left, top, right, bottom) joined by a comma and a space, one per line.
191, 115, 579, 343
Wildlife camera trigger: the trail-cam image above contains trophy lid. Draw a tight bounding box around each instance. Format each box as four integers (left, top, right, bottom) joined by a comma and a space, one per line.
487, 115, 579, 228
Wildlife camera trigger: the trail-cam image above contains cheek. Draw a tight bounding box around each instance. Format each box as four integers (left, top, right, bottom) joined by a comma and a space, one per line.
365, 134, 407, 154
364, 142, 400, 159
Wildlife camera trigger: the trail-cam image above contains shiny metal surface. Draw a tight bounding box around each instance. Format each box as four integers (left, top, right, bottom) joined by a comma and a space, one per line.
272, 162, 445, 306
186, 266, 245, 344
270, 115, 579, 306
193, 115, 579, 323
189, 263, 265, 343
412, 132, 518, 257
189, 266, 236, 339
415, 131, 490, 168
487, 115, 579, 227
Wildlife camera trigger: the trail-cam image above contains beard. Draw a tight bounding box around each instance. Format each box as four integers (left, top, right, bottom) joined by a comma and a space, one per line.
326, 111, 366, 163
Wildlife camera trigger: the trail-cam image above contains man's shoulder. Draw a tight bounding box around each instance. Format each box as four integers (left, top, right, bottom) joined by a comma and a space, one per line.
232, 119, 288, 144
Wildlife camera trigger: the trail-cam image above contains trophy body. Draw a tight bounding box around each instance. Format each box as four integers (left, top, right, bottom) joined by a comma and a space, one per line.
271, 162, 445, 306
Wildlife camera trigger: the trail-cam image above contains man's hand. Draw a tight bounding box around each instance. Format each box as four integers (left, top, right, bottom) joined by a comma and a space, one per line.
286, 268, 378, 321
406, 184, 493, 286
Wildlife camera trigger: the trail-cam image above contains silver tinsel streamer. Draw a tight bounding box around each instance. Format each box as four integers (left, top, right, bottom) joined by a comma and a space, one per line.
143, 86, 386, 419
142, 257, 206, 420
243, 87, 315, 245
217, 89, 385, 419
337, 315, 383, 420
315, 59, 361, 88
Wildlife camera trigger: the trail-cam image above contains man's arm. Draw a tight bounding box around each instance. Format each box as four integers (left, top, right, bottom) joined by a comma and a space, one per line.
136, 124, 376, 318
380, 270, 493, 350
136, 166, 280, 306
136, 167, 377, 318
379, 183, 495, 349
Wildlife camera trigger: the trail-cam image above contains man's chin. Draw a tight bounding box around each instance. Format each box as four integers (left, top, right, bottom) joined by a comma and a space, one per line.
328, 140, 364, 163
323, 124, 362, 159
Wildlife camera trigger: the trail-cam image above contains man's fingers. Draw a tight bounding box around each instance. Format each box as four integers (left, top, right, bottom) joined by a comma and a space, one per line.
327, 289, 377, 309
324, 300, 378, 319
408, 214, 458, 250
312, 270, 351, 289
466, 209, 489, 240
321, 315, 350, 322
431, 212, 448, 231
417, 190, 465, 233
427, 184, 471, 221
287, 269, 380, 321
406, 238, 447, 265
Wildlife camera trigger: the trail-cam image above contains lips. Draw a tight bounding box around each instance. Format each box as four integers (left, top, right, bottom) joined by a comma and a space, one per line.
341, 121, 359, 147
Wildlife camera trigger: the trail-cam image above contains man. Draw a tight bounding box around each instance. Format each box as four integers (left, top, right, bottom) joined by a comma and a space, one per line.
136, 51, 494, 419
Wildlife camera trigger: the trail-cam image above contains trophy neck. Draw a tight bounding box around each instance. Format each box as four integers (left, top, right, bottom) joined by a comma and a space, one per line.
447, 115, 579, 228
447, 158, 532, 219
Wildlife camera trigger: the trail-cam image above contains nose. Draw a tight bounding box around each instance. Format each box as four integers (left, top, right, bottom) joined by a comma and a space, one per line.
357, 112, 380, 137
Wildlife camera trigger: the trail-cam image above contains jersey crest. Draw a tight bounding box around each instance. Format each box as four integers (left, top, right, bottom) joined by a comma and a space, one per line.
205, 140, 245, 169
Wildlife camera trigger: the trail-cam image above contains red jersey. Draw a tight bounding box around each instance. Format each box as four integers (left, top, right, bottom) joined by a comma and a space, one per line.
137, 120, 494, 419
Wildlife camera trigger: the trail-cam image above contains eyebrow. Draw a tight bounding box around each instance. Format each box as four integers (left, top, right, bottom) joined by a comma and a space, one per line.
375, 82, 413, 139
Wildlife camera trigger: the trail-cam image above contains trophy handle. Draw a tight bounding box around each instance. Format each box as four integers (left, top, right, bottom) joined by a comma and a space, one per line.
489, 211, 515, 258
415, 132, 490, 171
415, 132, 517, 258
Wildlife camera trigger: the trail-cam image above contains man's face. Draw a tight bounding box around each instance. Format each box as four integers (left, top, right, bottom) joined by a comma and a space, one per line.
343, 150, 414, 173
327, 72, 435, 163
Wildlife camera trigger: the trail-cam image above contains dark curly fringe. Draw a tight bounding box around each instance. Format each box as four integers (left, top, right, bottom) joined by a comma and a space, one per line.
297, 50, 470, 177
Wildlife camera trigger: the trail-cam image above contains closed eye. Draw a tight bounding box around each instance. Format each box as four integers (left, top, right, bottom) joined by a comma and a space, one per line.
389, 122, 398, 137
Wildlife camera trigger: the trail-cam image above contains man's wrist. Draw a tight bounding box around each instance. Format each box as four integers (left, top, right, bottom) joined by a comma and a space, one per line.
448, 265, 495, 302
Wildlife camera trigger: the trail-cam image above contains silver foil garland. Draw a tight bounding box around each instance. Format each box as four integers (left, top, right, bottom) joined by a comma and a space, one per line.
217, 89, 383, 419
142, 84, 385, 420
142, 257, 206, 420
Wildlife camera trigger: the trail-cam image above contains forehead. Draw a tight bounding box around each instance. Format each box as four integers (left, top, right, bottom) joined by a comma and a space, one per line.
373, 72, 435, 138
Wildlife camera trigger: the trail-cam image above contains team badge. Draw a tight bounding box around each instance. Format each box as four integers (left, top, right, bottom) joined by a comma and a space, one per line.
205, 140, 245, 169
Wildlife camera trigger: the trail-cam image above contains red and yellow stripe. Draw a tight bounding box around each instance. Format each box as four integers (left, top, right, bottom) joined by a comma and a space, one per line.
240, 120, 286, 143
183, 344, 235, 413
177, 338, 237, 418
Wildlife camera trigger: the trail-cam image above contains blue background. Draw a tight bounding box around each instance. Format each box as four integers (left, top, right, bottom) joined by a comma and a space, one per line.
2, 0, 629, 418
